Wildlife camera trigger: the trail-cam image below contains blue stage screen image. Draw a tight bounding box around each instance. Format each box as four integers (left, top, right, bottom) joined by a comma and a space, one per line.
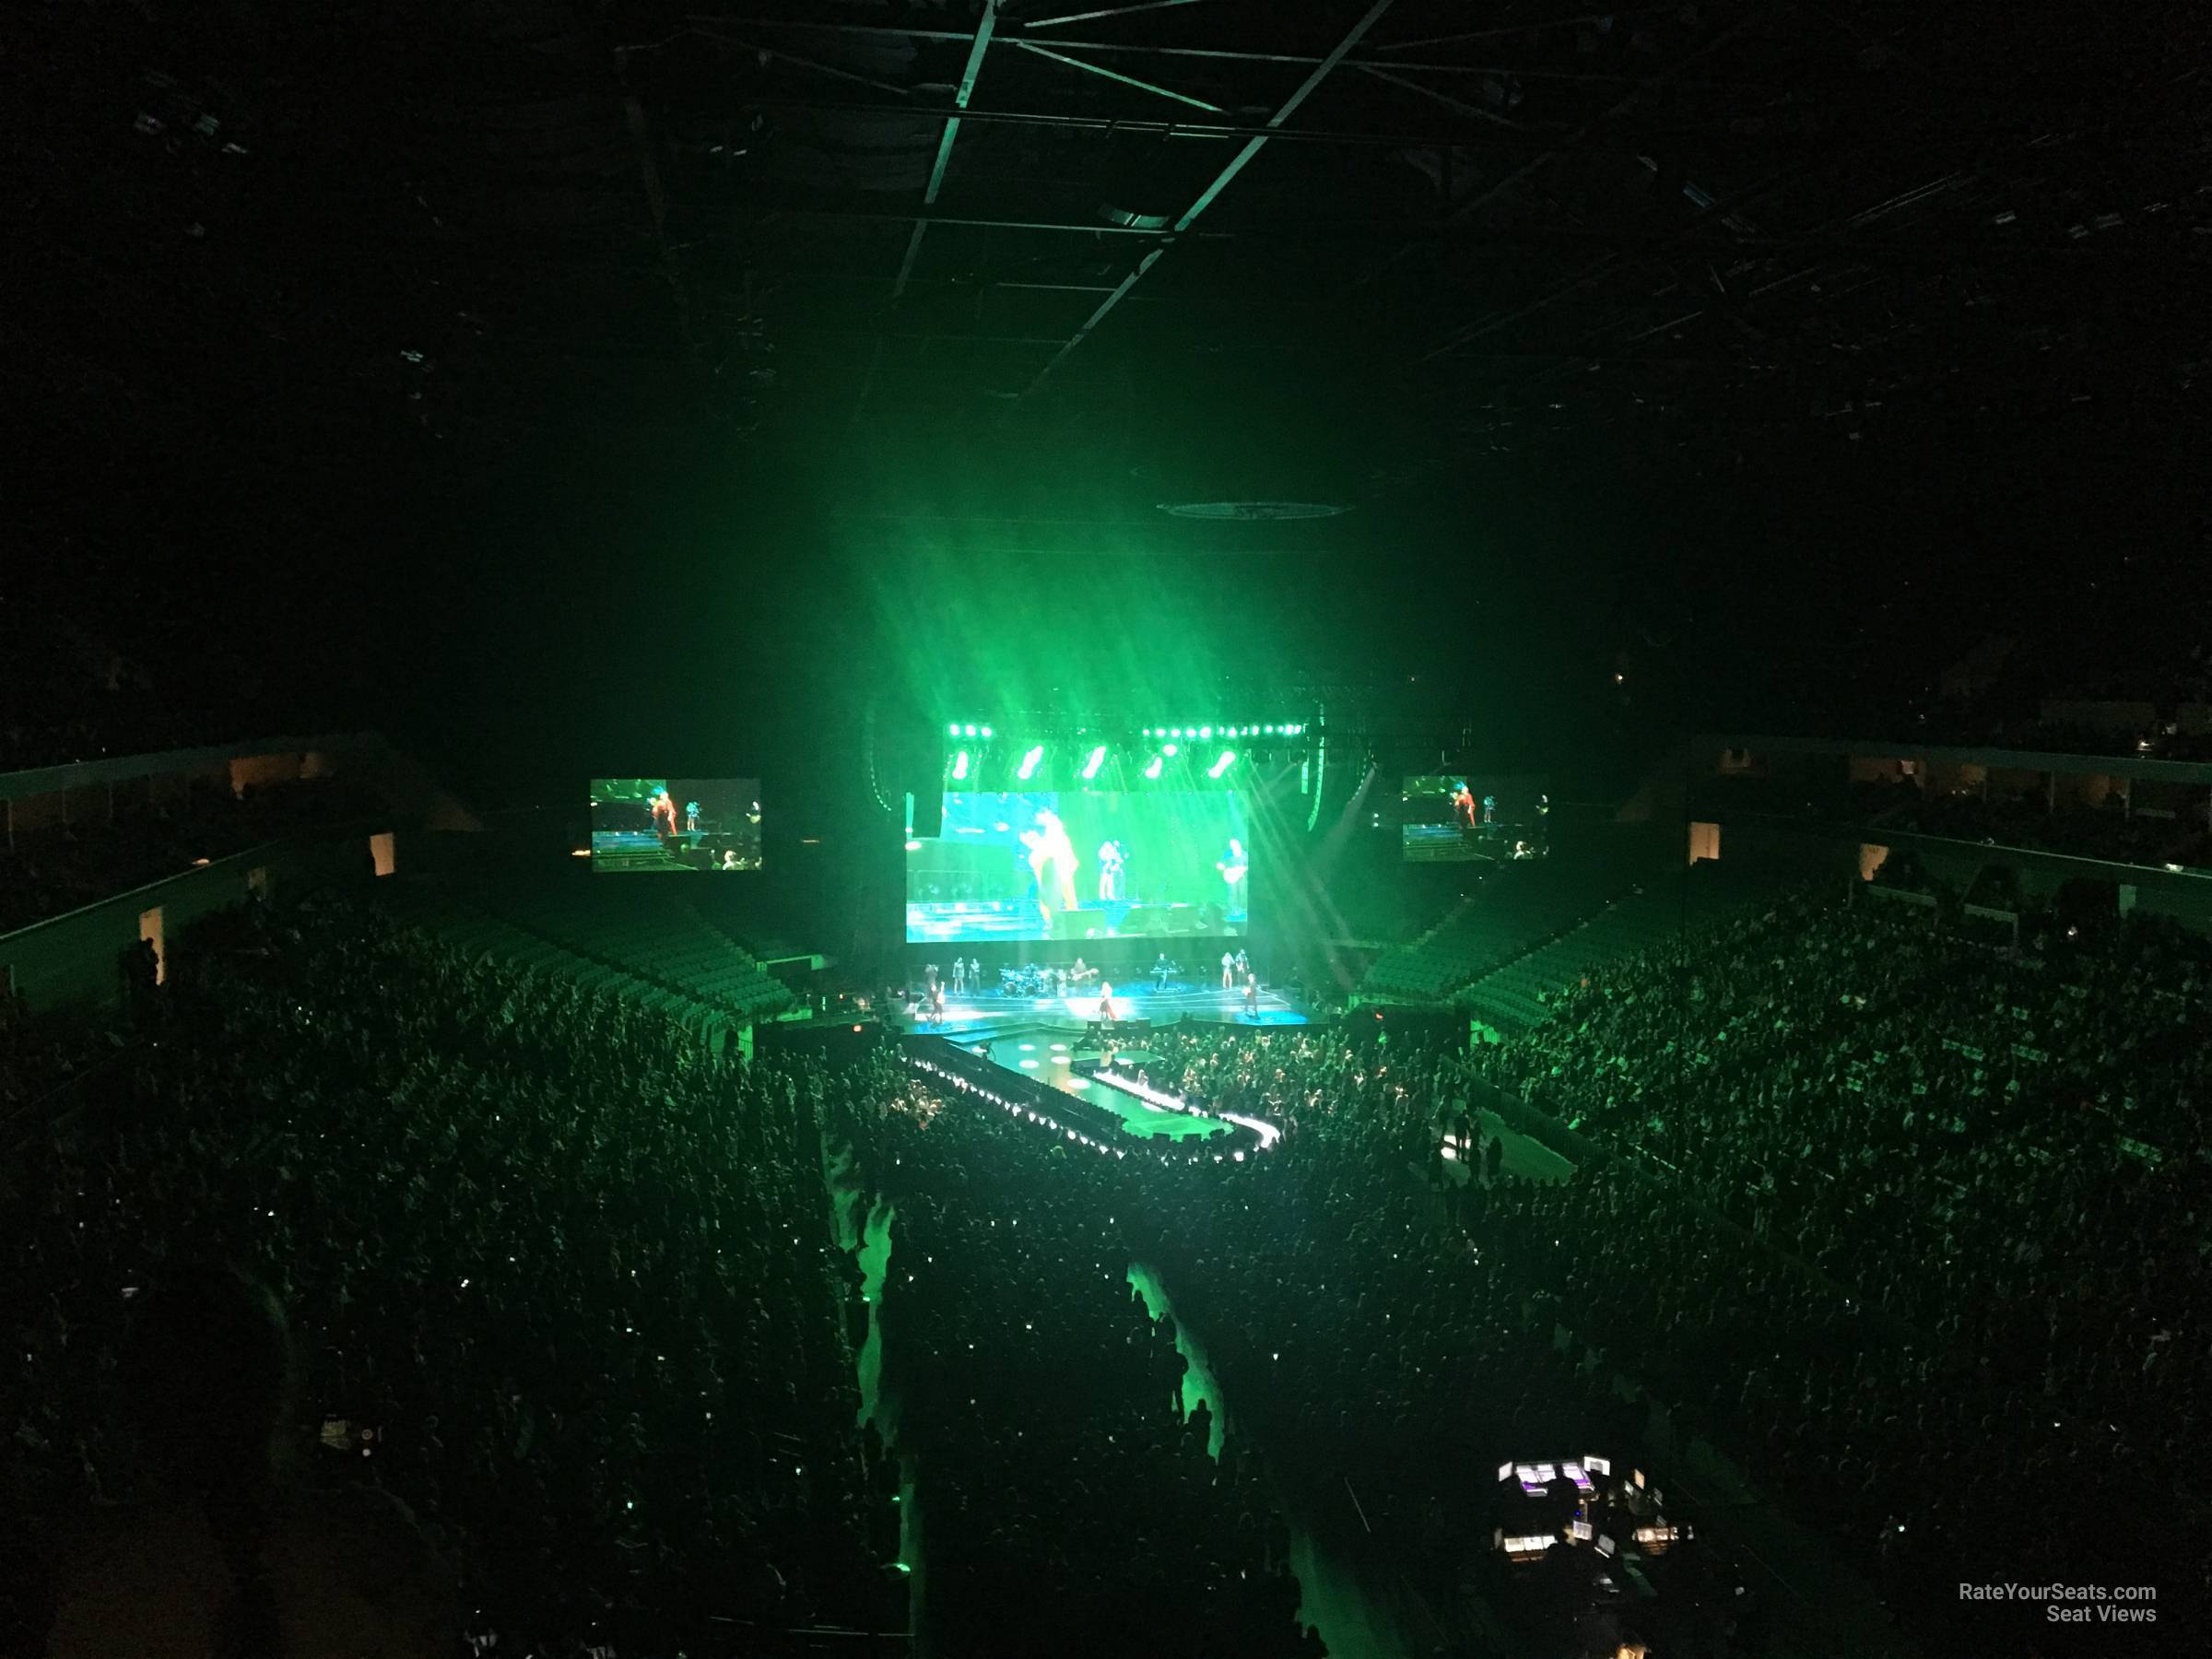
590, 778, 761, 873
907, 791, 1249, 943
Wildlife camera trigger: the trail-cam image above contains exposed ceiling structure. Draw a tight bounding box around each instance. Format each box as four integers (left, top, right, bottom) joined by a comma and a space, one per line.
12, 1, 2211, 528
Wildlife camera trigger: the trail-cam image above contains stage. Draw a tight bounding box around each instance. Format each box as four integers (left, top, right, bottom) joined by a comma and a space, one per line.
894, 978, 1307, 1041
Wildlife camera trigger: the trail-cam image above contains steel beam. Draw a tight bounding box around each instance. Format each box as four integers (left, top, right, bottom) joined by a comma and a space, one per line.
1009, 40, 1224, 112
893, 0, 999, 300
1018, 0, 1400, 399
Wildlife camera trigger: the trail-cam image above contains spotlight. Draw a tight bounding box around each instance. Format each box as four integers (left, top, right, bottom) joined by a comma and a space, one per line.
1143, 755, 1165, 780
1080, 745, 1106, 781
1161, 742, 1179, 757
951, 750, 971, 781
963, 724, 977, 736
947, 723, 960, 735
1199, 725, 1213, 740
982, 725, 994, 738
1017, 745, 1044, 781
1209, 750, 1236, 778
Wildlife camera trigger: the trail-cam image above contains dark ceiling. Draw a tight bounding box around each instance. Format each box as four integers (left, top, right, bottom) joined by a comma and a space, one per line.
16, 1, 2210, 502
7, 1, 2210, 766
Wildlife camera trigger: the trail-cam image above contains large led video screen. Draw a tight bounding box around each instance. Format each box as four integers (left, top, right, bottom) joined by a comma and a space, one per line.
590, 778, 761, 873
1401, 774, 1548, 863
907, 791, 1248, 943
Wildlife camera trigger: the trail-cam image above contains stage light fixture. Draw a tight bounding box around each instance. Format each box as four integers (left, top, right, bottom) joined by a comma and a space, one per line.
1017, 745, 1044, 781
1199, 725, 1213, 740
1161, 742, 1179, 757
951, 750, 971, 781
1143, 755, 1165, 780
982, 726, 994, 738
947, 723, 960, 736
1209, 750, 1236, 778
1080, 745, 1106, 781
963, 724, 978, 736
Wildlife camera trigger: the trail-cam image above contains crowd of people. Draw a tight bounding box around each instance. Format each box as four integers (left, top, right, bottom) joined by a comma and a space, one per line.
830, 1061, 1314, 1659
1466, 887, 2211, 1618
5, 894, 893, 1653
10, 861, 2206, 1653
824, 1022, 1766, 1656
0, 775, 390, 934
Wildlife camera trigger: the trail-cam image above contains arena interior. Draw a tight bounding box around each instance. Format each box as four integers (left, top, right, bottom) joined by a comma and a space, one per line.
6, 5, 2211, 1656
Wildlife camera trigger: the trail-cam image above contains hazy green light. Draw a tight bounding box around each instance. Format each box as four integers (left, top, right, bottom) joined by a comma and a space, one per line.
1017, 745, 1044, 781
1143, 755, 1164, 780
1209, 749, 1236, 778
951, 750, 971, 781
1080, 745, 1106, 781
1161, 742, 1179, 757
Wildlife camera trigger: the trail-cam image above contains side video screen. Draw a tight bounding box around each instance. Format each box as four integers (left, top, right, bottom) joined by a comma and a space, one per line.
906, 790, 1248, 943
590, 778, 761, 873
1401, 774, 1548, 863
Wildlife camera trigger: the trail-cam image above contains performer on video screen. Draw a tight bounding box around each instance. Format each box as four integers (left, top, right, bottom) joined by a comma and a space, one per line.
1216, 838, 1248, 916
1097, 840, 1126, 902
650, 787, 679, 843
1451, 782, 1477, 829
1021, 808, 1081, 930
685, 800, 701, 834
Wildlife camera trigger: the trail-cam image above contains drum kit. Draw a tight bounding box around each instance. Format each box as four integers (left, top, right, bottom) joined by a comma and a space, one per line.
998, 964, 1099, 998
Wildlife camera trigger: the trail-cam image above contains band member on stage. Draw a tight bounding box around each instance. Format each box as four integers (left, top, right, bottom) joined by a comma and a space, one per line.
1234, 948, 1250, 981
1154, 951, 1173, 991
1071, 956, 1089, 983
1481, 794, 1498, 826
1097, 980, 1117, 1025
927, 980, 947, 1026
1020, 808, 1081, 931
1221, 950, 1235, 989
1451, 782, 1477, 829
1215, 838, 1248, 917
968, 957, 981, 992
950, 959, 966, 995
1097, 839, 1126, 902
685, 800, 702, 834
